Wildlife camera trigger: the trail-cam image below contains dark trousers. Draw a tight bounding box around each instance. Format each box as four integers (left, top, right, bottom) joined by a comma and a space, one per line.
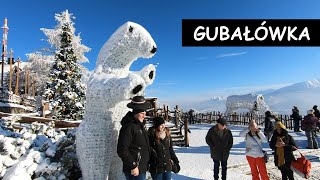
294, 120, 300, 132
279, 166, 294, 180
189, 116, 194, 124
213, 159, 227, 180
125, 173, 146, 180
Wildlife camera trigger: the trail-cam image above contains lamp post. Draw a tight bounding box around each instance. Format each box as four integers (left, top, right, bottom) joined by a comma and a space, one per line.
1, 18, 9, 96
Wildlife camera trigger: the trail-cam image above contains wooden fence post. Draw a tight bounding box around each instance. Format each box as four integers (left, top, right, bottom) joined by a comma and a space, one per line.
9, 49, 13, 92
184, 117, 189, 147
42, 102, 49, 118
15, 57, 20, 95
25, 68, 28, 95
165, 105, 169, 121
32, 75, 35, 98
175, 105, 179, 128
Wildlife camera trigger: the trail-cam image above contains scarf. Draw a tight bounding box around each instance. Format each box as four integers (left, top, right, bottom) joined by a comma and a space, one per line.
276, 136, 285, 166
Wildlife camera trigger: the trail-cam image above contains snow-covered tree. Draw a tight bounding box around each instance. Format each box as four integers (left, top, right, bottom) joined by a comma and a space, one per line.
43, 10, 90, 121
25, 52, 54, 96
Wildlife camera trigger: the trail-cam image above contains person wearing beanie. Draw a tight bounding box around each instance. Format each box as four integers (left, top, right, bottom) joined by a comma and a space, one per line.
117, 96, 151, 180
269, 121, 297, 180
205, 118, 233, 180
313, 105, 320, 118
301, 109, 320, 149
148, 117, 179, 179
239, 120, 269, 180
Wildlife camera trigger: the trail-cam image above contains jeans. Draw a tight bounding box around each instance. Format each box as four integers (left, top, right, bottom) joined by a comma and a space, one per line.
125, 173, 146, 180
213, 159, 227, 180
151, 171, 172, 180
306, 130, 319, 149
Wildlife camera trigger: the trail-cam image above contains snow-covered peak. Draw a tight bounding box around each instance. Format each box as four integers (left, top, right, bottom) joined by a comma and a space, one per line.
209, 96, 226, 101
305, 79, 320, 88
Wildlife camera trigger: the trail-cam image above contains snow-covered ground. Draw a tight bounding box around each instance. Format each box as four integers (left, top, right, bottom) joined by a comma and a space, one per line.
172, 123, 320, 180
1, 118, 320, 179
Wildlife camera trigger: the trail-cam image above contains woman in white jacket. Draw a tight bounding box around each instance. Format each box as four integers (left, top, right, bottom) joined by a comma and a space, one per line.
240, 121, 270, 180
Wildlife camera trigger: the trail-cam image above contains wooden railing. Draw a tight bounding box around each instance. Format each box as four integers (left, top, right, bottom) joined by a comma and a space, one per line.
0, 112, 80, 128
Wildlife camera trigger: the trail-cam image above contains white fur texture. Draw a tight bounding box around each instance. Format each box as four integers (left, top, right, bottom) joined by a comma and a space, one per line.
76, 21, 157, 180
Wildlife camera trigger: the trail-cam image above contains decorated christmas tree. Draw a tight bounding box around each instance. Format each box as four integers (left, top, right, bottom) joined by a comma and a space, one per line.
43, 10, 89, 120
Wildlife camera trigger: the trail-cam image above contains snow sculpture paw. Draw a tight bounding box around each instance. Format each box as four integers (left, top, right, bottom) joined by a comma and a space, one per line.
76, 21, 157, 180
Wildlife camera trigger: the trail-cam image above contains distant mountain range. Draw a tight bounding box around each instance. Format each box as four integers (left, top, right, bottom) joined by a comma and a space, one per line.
181, 79, 320, 115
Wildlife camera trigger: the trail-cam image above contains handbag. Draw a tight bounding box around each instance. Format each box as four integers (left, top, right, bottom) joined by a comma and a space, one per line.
262, 150, 269, 163
247, 134, 269, 163
290, 149, 311, 179
171, 161, 180, 174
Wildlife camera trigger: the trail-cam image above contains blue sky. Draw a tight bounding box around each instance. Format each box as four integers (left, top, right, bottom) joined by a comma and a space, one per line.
2, 0, 320, 106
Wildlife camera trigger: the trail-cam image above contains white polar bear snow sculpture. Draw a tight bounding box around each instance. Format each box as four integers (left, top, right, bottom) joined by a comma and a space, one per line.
225, 93, 270, 116
76, 21, 157, 180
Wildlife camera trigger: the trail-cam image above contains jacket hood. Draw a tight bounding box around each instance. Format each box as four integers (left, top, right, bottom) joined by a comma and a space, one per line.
120, 111, 146, 127
121, 111, 135, 126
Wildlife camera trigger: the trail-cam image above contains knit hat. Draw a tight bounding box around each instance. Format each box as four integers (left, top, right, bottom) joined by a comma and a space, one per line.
307, 109, 314, 115
275, 121, 286, 130
153, 117, 165, 128
265, 111, 271, 116
217, 118, 227, 126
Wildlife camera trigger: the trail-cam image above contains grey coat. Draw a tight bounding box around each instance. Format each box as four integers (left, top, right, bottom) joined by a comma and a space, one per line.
205, 125, 233, 161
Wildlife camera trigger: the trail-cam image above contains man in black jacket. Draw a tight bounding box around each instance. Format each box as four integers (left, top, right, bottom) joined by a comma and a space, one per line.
205, 118, 233, 180
291, 106, 302, 132
117, 96, 151, 180
313, 105, 320, 119
264, 111, 276, 142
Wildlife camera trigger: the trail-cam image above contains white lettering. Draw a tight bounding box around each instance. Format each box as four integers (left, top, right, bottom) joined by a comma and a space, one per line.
194, 26, 206, 41
299, 27, 310, 40
231, 27, 242, 40
220, 26, 230, 41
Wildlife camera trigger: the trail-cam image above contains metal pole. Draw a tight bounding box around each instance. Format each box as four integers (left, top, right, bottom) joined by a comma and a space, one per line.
9, 49, 12, 92
1, 18, 9, 95
1, 44, 4, 92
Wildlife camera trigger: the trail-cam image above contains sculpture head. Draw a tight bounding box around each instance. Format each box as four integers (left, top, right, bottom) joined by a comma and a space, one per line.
96, 21, 157, 75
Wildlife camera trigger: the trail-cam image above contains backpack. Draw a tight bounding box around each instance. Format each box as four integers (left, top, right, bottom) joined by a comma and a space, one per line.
290, 151, 312, 179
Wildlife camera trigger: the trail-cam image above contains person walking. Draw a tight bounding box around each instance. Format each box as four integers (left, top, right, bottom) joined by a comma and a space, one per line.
291, 106, 302, 132
117, 96, 151, 180
269, 122, 297, 180
148, 116, 180, 180
264, 111, 275, 142
240, 120, 269, 180
188, 109, 195, 124
205, 118, 233, 180
313, 105, 320, 119
301, 109, 320, 149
